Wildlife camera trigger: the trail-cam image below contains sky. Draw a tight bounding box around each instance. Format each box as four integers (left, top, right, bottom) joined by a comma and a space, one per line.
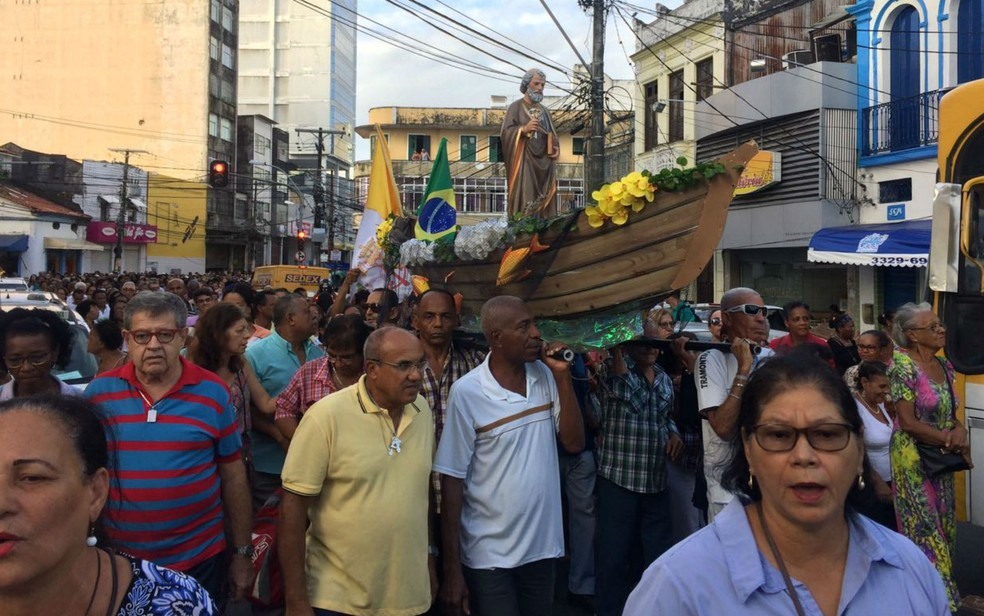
352, 0, 682, 159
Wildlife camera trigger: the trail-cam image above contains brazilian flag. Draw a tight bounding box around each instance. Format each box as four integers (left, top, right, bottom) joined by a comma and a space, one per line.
415, 138, 457, 242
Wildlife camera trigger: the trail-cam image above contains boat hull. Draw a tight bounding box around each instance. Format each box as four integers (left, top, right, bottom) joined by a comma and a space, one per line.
418, 141, 759, 320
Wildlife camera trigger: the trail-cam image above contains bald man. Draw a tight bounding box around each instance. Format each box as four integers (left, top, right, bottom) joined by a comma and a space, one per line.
279, 328, 436, 615
435, 295, 584, 616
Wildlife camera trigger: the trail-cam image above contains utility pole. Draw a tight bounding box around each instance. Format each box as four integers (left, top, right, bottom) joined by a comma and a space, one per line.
296, 126, 347, 263
107, 148, 147, 273
587, 0, 607, 197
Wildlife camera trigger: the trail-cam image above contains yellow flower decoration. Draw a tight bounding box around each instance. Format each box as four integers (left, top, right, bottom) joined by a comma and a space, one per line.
585, 206, 605, 228
611, 207, 629, 225
375, 215, 395, 247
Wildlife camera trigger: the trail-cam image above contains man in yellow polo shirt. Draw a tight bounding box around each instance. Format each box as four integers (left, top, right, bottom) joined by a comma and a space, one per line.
279, 327, 437, 615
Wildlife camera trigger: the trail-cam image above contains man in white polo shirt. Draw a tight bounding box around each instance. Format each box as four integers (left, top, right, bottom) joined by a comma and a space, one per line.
696, 286, 774, 521
435, 295, 584, 616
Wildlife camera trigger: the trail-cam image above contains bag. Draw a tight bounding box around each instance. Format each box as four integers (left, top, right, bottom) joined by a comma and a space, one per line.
916, 442, 970, 477
915, 362, 970, 478
248, 489, 284, 608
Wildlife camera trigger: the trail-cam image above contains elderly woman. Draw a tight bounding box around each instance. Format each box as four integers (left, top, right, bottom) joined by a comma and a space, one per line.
0, 308, 78, 399
623, 350, 950, 615
889, 302, 968, 611
826, 313, 860, 376
0, 394, 216, 613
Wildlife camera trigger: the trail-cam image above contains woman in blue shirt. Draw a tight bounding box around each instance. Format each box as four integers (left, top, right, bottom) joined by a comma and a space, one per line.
624, 350, 950, 616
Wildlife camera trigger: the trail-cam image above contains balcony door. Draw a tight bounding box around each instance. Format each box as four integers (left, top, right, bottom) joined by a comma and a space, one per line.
889, 6, 920, 150
959, 0, 984, 83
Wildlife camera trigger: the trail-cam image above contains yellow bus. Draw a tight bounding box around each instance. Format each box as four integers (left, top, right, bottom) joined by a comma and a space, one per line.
931, 77, 984, 524
250, 265, 330, 296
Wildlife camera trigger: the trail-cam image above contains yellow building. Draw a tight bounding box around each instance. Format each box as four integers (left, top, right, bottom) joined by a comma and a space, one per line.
146, 174, 208, 274
355, 106, 586, 226
631, 4, 727, 173
0, 0, 240, 273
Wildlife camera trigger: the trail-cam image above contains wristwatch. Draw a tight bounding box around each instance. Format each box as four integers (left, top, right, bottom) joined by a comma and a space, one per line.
233, 544, 255, 558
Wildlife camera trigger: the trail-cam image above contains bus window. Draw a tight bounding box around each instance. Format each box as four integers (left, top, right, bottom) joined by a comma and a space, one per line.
961, 184, 984, 295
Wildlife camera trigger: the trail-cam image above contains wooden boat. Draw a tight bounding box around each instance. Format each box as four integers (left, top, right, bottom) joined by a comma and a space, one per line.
417, 141, 759, 321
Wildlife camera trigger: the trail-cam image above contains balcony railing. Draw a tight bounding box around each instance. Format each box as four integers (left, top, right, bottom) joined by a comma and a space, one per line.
861, 88, 953, 157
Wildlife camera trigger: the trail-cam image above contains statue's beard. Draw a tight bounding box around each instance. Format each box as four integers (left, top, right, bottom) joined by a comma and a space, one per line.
528, 91, 544, 103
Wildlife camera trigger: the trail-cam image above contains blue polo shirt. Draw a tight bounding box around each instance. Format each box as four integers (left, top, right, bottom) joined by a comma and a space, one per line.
623, 499, 949, 615
245, 330, 324, 474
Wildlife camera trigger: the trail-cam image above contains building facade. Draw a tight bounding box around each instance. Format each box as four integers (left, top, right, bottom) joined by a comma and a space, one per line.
844, 0, 984, 328
0, 0, 240, 274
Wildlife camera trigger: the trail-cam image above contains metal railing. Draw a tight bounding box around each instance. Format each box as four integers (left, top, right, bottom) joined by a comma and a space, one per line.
861, 88, 953, 156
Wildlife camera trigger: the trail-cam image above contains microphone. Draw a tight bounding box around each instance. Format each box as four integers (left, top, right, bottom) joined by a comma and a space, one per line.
546, 347, 575, 362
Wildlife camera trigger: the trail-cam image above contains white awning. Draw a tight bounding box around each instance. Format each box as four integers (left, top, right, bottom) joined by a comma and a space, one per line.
807, 220, 931, 268
129, 198, 147, 211
44, 237, 107, 251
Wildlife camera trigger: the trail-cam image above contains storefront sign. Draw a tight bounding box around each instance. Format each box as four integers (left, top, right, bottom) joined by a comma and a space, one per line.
86, 221, 158, 244
886, 204, 905, 221
734, 151, 782, 196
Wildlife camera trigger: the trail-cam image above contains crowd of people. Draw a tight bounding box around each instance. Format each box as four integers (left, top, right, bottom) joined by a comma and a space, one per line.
0, 271, 972, 615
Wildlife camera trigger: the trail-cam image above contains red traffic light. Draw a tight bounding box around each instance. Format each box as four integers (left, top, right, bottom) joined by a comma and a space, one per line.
297, 230, 307, 240
209, 160, 230, 188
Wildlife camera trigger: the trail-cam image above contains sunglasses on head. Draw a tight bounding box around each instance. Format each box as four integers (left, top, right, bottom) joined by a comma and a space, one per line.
725, 303, 768, 317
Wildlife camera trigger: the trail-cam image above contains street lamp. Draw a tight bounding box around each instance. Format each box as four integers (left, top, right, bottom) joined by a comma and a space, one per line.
249, 160, 314, 266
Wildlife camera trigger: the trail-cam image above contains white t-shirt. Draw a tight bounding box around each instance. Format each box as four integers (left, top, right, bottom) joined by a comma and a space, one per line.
433, 355, 564, 570
695, 348, 774, 512
0, 378, 81, 400
855, 398, 893, 482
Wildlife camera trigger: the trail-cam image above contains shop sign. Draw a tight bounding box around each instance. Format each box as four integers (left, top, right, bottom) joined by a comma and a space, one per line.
734, 151, 782, 196
86, 221, 158, 244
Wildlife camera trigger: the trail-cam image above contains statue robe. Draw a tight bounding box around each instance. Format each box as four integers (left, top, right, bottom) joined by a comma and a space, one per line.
501, 99, 559, 217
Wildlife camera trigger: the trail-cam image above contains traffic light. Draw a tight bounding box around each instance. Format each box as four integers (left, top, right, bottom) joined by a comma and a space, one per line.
297, 229, 307, 251
208, 160, 229, 188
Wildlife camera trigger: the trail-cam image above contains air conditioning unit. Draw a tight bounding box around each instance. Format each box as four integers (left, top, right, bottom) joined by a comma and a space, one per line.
782, 49, 815, 70
813, 34, 842, 62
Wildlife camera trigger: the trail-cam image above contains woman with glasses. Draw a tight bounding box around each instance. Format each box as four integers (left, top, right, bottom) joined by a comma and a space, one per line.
623, 350, 949, 615
0, 308, 78, 399
889, 302, 968, 612
843, 329, 893, 394
708, 309, 723, 342
187, 303, 276, 466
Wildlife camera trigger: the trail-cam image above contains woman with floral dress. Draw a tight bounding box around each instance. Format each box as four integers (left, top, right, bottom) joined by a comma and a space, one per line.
888, 302, 970, 612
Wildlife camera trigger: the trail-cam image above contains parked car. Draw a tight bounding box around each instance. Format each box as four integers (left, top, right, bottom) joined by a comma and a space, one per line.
687, 302, 787, 342
0, 276, 29, 292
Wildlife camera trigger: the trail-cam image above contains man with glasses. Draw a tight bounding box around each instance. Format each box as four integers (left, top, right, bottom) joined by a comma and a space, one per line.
84, 291, 254, 604
366, 287, 401, 329
280, 327, 437, 616
696, 287, 774, 521
274, 314, 373, 441
435, 295, 585, 616
246, 294, 324, 509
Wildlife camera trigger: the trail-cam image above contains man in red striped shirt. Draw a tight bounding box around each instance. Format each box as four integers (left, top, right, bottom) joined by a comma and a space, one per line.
84, 291, 253, 604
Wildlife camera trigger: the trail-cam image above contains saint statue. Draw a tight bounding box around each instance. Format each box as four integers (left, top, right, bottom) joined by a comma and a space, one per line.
501, 68, 560, 217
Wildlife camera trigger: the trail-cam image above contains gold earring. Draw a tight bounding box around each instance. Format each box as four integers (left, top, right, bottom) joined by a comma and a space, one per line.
748, 473, 755, 491
857, 473, 865, 490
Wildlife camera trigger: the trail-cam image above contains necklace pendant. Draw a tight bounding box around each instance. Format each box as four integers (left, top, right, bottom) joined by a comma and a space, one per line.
147, 408, 157, 423
389, 435, 402, 455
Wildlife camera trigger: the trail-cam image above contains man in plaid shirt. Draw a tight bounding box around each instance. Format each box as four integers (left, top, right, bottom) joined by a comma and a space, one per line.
595, 337, 683, 616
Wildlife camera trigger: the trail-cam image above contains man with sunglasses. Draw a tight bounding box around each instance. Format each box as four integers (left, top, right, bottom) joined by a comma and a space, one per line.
695, 287, 774, 521
366, 287, 401, 329
84, 291, 254, 605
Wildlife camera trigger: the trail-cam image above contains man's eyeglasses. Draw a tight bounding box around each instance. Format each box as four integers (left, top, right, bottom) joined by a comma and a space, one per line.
749, 423, 854, 452
367, 358, 428, 374
709, 318, 722, 326
5, 354, 52, 369
327, 350, 360, 364
128, 329, 181, 345
365, 303, 381, 312
725, 304, 768, 317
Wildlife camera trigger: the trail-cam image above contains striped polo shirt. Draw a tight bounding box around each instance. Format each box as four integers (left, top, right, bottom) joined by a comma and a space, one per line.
84, 357, 241, 571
